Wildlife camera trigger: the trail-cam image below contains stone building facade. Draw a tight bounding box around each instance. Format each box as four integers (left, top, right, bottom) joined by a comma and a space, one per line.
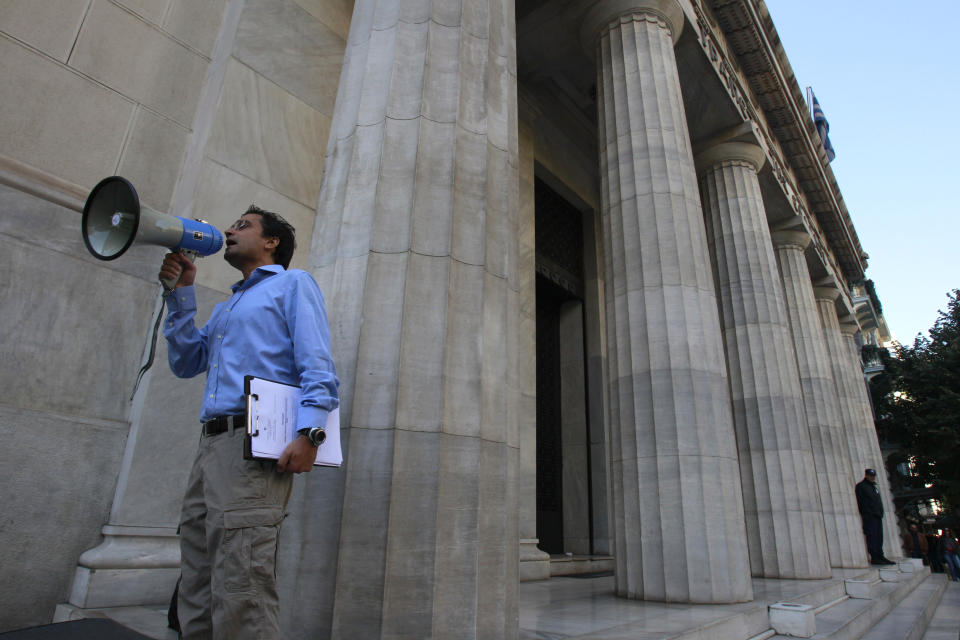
0, 0, 900, 636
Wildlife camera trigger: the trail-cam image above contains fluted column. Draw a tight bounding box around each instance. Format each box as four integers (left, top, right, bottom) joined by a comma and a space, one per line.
587, 0, 752, 603
773, 231, 867, 568
837, 323, 903, 558
697, 142, 830, 579
311, 1, 520, 637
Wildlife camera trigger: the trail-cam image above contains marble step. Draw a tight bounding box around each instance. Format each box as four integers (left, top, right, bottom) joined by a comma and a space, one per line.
920, 580, 960, 640
770, 567, 930, 640
861, 573, 947, 640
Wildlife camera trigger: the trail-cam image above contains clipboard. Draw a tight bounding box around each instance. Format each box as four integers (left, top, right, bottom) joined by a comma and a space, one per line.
244, 375, 342, 467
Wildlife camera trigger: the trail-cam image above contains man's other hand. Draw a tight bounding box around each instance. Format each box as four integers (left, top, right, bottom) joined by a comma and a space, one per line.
159, 252, 197, 289
276, 436, 318, 473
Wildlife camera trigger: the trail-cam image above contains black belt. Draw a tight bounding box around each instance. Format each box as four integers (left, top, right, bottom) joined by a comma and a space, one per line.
202, 413, 247, 437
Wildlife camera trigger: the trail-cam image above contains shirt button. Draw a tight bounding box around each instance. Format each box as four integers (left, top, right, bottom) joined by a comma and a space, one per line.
213, 364, 218, 368
218, 335, 223, 339
209, 394, 214, 399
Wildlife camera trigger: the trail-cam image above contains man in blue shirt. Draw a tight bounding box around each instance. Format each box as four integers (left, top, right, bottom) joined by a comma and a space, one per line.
160, 205, 339, 639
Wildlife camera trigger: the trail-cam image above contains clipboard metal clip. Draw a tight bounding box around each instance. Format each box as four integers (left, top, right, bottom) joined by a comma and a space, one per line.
246, 393, 260, 436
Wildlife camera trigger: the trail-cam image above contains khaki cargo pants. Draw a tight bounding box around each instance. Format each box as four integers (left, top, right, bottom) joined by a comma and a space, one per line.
178, 425, 293, 639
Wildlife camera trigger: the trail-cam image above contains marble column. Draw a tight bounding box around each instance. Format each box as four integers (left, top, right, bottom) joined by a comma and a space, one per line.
697, 142, 830, 579
310, 1, 521, 637
585, 0, 752, 603
837, 323, 903, 559
773, 231, 867, 568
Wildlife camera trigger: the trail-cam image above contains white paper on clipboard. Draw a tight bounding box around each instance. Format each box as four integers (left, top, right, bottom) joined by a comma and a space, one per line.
244, 375, 342, 467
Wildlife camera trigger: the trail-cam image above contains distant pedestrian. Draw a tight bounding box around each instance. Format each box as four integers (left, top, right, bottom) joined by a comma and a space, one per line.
943, 528, 960, 582
902, 523, 928, 560
927, 532, 944, 573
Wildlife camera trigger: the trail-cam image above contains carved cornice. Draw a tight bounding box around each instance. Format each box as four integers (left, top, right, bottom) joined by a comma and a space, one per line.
705, 0, 867, 283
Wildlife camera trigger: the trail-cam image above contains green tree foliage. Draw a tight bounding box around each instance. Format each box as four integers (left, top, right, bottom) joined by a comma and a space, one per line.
871, 290, 960, 513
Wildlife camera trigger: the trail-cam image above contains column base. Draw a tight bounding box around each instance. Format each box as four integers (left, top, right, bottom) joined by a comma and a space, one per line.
520, 539, 551, 581
68, 525, 180, 608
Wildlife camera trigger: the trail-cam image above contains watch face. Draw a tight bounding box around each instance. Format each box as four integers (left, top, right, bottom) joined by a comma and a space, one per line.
311, 428, 326, 446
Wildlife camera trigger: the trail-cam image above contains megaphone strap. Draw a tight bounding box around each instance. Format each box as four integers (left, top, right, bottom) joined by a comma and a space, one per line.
130, 288, 172, 400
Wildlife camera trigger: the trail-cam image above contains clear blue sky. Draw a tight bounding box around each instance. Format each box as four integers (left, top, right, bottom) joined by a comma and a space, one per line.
765, 0, 960, 344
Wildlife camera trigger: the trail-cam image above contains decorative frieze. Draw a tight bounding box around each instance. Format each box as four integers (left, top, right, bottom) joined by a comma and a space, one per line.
689, 1, 852, 310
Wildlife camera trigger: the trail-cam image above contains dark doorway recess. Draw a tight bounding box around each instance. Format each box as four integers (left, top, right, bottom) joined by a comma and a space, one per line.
534, 176, 588, 555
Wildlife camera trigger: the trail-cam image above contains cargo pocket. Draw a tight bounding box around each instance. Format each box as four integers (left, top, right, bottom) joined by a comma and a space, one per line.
221, 506, 285, 594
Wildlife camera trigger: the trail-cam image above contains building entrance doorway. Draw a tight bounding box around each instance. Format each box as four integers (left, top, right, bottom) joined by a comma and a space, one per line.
534, 177, 593, 556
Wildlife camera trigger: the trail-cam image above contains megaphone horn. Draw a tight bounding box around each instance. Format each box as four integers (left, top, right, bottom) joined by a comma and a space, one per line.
82, 176, 223, 288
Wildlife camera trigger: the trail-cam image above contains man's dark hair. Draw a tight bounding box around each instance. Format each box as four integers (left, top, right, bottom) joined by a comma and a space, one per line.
245, 204, 296, 269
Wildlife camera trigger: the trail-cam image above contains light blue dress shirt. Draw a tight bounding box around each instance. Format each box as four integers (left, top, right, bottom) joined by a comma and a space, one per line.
163, 264, 339, 430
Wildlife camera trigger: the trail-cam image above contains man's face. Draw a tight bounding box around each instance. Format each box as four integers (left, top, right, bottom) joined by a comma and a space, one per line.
223, 213, 275, 267
866, 473, 876, 484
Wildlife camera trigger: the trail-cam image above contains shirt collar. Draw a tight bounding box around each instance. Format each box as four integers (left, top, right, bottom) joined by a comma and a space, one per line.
231, 264, 284, 293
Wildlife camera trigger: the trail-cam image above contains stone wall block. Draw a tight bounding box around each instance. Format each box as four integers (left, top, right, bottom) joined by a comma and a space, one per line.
380, 429, 441, 639
340, 121, 386, 255
328, 35, 368, 144
411, 119, 455, 256
0, 236, 156, 420
118, 108, 189, 213
70, 0, 207, 127
0, 406, 128, 631
313, 254, 368, 422
234, 0, 345, 116
431, 0, 462, 28
164, 0, 227, 56
422, 21, 460, 123
486, 49, 512, 153
0, 36, 133, 188
114, 0, 168, 25
357, 23, 398, 126
370, 116, 419, 252
395, 253, 450, 430
207, 58, 333, 208
312, 136, 353, 266
0, 0, 88, 62
481, 271, 509, 444
396, 0, 430, 25
477, 438, 515, 639
432, 433, 481, 637
505, 286, 523, 451
485, 143, 510, 277
331, 427, 395, 639
350, 251, 407, 429
450, 127, 488, 265
458, 30, 490, 134
293, 0, 354, 40
443, 260, 484, 437
385, 19, 428, 120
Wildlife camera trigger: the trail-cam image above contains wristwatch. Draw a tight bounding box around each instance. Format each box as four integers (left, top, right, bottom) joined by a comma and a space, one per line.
297, 427, 326, 447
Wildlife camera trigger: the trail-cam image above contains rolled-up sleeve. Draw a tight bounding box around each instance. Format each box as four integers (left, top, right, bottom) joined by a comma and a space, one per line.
163, 286, 209, 379
284, 272, 340, 431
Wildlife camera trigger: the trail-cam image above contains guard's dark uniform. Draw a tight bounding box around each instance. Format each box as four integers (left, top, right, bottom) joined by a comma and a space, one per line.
855, 476, 884, 563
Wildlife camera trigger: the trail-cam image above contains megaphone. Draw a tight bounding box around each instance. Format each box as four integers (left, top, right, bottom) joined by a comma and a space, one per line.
82, 176, 223, 289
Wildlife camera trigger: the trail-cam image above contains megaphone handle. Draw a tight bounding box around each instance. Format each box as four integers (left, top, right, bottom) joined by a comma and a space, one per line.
160, 250, 198, 292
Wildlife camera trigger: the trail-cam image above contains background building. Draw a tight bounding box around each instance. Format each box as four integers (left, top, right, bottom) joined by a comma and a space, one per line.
0, 0, 901, 636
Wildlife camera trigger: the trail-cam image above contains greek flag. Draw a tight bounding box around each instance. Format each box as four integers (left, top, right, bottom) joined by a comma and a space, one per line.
808, 88, 836, 162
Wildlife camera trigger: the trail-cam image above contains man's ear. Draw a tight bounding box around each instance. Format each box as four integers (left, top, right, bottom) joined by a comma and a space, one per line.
265, 236, 280, 251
